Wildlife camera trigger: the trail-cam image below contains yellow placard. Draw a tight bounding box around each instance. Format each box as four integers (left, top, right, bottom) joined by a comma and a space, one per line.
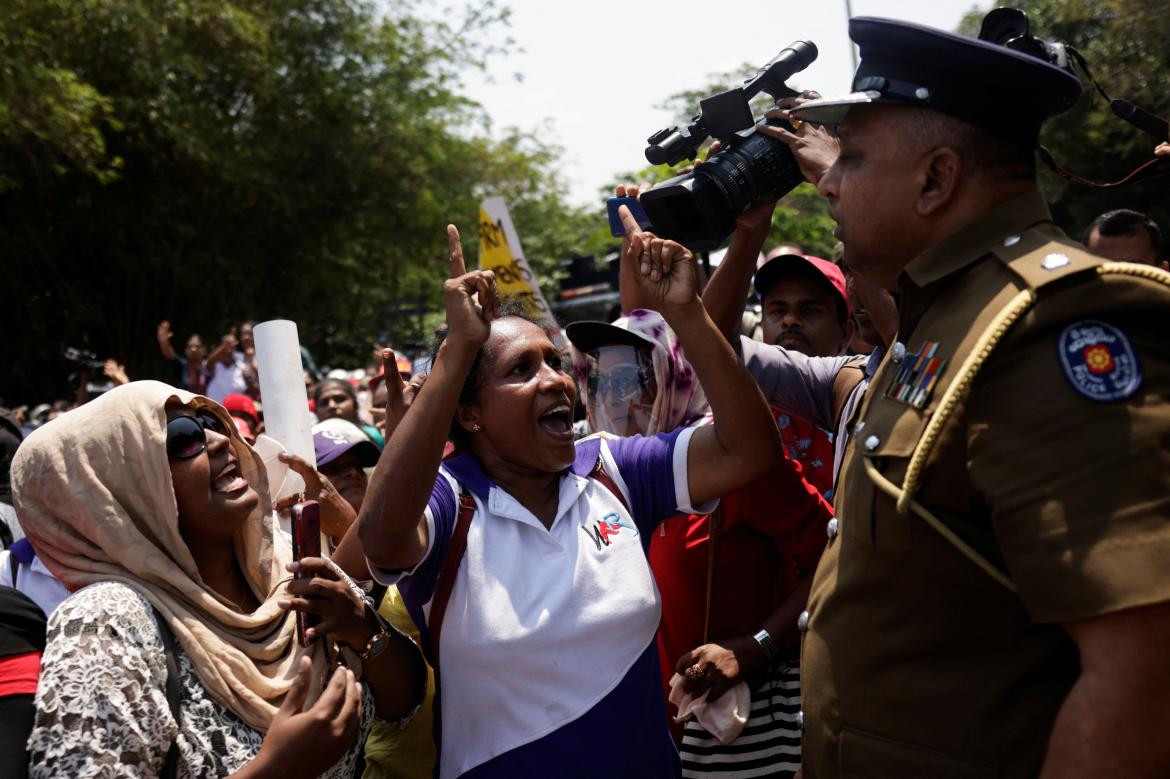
477, 198, 561, 339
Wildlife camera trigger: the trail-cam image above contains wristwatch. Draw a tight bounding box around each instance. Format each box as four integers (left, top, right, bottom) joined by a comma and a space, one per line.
752, 628, 779, 668
359, 617, 393, 661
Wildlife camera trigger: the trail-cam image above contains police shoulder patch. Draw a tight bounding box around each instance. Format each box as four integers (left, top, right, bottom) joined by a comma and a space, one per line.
1057, 320, 1143, 402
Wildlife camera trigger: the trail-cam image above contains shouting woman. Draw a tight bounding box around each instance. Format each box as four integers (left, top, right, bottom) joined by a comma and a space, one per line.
358, 208, 782, 778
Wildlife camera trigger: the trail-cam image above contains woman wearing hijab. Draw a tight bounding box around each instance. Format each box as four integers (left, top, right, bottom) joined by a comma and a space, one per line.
569, 310, 833, 777
358, 215, 782, 778
12, 382, 424, 778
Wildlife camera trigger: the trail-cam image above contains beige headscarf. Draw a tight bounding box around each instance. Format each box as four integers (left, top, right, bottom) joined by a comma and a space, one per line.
11, 380, 321, 730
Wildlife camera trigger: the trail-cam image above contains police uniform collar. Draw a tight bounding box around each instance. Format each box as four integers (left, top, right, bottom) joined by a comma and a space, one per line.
903, 189, 1052, 288
442, 438, 603, 499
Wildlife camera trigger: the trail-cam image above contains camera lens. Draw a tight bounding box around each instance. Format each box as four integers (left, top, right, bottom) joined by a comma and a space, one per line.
640, 128, 805, 250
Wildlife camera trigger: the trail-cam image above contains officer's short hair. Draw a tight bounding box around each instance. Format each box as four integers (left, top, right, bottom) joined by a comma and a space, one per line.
1083, 209, 1163, 254
901, 108, 1037, 180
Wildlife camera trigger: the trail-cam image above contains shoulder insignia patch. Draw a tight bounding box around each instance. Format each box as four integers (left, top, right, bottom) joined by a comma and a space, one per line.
1057, 320, 1142, 402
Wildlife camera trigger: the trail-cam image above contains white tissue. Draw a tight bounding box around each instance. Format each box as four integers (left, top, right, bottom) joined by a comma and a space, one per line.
668, 673, 751, 745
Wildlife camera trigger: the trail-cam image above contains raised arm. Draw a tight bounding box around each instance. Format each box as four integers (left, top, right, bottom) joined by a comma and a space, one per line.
701, 201, 774, 340
156, 321, 179, 361
619, 207, 781, 507
358, 226, 497, 571
206, 330, 238, 367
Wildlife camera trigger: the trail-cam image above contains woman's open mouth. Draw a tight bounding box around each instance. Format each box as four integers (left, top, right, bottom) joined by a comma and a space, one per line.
537, 403, 574, 441
212, 461, 250, 496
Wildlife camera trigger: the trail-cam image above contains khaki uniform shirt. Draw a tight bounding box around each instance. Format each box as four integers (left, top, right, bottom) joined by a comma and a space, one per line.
800, 191, 1170, 777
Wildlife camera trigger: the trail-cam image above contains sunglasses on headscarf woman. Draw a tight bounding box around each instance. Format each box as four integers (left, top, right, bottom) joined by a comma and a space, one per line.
166, 410, 229, 460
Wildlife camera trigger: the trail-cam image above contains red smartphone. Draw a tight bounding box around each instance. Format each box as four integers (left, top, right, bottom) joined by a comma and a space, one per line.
290, 500, 322, 647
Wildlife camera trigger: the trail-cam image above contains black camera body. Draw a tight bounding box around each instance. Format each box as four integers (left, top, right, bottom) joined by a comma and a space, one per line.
64, 346, 106, 372
639, 41, 818, 250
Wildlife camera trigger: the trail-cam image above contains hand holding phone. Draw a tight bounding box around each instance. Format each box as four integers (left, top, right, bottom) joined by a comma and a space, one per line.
290, 500, 322, 646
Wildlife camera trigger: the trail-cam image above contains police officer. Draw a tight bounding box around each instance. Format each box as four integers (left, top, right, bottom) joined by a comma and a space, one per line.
778, 16, 1170, 777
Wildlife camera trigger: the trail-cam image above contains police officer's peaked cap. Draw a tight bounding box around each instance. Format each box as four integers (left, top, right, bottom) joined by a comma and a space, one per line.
792, 17, 1083, 141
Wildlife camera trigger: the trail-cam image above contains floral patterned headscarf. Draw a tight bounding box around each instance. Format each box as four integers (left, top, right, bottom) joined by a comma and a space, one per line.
575, 309, 710, 436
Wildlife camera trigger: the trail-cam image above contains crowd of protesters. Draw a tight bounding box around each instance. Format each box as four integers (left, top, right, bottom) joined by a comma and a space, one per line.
2, 12, 1170, 779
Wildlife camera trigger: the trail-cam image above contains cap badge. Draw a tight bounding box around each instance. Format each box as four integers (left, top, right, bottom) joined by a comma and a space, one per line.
885, 340, 947, 409
1058, 320, 1142, 402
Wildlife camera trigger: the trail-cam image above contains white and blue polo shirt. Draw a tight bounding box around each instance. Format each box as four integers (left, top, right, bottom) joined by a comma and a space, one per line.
369, 427, 712, 778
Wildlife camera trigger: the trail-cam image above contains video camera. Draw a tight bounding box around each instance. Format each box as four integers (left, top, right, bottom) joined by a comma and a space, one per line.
638, 40, 818, 250
64, 347, 106, 372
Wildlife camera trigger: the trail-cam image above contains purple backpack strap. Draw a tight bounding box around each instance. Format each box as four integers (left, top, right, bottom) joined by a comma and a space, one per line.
425, 456, 628, 766
428, 488, 475, 665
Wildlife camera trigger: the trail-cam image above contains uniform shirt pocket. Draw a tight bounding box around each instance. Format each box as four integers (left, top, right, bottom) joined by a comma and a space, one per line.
839, 725, 997, 778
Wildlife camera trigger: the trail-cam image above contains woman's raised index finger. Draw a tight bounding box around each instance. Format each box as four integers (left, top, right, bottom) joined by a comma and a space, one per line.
447, 224, 466, 278
617, 204, 643, 238
381, 349, 405, 403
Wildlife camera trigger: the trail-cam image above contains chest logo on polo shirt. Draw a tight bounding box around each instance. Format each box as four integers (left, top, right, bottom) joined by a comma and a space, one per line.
582, 512, 637, 551
1058, 320, 1142, 403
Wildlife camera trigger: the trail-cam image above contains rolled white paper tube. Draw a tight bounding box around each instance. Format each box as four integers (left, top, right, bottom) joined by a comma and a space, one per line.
253, 320, 315, 499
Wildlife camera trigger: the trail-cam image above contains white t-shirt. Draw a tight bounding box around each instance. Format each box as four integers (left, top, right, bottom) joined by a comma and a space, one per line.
205, 352, 249, 402
370, 428, 714, 778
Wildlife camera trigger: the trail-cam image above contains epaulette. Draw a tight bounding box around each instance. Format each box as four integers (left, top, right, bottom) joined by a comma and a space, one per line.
990, 227, 1100, 291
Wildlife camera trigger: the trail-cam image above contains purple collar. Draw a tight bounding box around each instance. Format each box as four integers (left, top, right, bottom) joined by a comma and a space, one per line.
442, 438, 602, 499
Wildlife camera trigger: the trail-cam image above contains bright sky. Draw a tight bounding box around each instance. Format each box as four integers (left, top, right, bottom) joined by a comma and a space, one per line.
459, 0, 983, 207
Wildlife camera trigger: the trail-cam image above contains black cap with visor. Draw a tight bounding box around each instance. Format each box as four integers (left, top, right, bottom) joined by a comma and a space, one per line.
790, 17, 1083, 142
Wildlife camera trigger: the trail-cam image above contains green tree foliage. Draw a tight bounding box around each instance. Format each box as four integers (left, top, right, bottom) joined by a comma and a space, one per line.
0, 0, 589, 402
959, 0, 1169, 236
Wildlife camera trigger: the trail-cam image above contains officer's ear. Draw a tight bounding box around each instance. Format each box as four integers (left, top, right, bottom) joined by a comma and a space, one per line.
915, 146, 962, 218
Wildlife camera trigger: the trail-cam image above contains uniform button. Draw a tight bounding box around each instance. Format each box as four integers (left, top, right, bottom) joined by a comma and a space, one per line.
854, 420, 866, 433
1042, 252, 1071, 270
1004, 234, 1021, 247
826, 517, 839, 540
796, 710, 805, 730
890, 342, 906, 363
864, 435, 880, 452
797, 610, 810, 632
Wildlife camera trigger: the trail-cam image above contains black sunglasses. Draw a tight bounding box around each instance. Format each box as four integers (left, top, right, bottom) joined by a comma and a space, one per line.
166, 410, 228, 460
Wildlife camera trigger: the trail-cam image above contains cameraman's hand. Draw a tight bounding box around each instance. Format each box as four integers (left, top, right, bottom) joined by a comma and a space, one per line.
619, 205, 697, 311
246, 657, 362, 779
614, 182, 649, 200
759, 91, 839, 185
1156, 142, 1169, 158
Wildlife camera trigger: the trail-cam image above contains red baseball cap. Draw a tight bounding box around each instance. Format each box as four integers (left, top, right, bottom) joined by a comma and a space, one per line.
231, 415, 256, 444
221, 393, 259, 427
753, 253, 851, 318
